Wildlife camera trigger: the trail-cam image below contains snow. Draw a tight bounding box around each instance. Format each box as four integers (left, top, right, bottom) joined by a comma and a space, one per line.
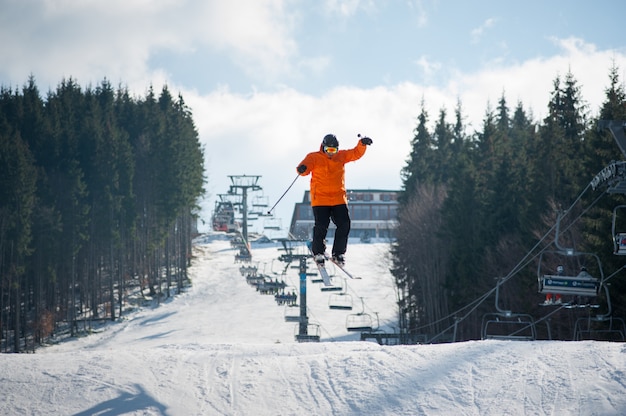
2, 233, 626, 415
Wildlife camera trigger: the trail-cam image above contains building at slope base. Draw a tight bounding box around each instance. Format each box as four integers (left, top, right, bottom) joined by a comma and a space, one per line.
289, 189, 398, 241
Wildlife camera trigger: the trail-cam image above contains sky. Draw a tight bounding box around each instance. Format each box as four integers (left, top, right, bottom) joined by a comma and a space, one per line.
2, 0, 626, 233
1, 235, 625, 415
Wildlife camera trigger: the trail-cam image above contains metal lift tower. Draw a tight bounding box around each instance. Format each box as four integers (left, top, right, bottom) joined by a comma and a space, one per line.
228, 175, 263, 244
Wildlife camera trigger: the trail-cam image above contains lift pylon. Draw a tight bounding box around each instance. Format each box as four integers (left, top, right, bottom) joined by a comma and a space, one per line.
227, 175, 263, 246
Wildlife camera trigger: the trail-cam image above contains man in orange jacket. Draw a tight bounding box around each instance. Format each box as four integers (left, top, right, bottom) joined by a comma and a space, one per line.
296, 133, 373, 266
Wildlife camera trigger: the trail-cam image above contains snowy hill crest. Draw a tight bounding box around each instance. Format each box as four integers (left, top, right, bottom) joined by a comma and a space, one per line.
1, 236, 625, 415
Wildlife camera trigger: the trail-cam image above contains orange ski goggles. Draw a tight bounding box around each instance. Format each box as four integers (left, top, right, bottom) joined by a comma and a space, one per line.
324, 146, 338, 154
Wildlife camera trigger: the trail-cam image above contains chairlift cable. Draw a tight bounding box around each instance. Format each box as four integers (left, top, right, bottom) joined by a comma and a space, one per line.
414, 147, 624, 340
417, 180, 602, 341
495, 182, 602, 288
304, 307, 337, 342
507, 302, 568, 338
600, 263, 626, 285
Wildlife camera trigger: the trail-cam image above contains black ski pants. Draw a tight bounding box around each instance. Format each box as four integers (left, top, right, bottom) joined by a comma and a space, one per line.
311, 204, 351, 257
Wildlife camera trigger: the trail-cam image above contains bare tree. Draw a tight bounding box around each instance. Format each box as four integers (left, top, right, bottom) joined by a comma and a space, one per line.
392, 184, 450, 336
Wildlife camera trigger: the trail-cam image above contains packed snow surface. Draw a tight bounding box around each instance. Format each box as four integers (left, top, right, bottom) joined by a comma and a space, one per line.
1, 233, 625, 415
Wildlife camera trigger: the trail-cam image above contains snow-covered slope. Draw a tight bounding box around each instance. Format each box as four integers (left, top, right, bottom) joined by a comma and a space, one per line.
1, 234, 625, 415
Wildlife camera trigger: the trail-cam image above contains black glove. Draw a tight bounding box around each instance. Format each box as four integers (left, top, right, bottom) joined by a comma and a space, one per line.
297, 164, 307, 174
360, 137, 373, 146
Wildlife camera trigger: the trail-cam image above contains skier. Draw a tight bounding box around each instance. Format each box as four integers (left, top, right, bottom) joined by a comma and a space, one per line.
296, 133, 373, 266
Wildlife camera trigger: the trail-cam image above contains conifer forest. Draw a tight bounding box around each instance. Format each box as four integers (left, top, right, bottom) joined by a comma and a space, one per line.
392, 65, 626, 342
2, 64, 626, 351
0, 77, 204, 352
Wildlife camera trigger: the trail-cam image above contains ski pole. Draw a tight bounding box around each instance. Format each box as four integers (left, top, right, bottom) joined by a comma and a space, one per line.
267, 174, 300, 215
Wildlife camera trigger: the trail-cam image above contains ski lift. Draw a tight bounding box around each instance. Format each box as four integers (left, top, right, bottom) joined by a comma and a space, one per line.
249, 195, 269, 216
482, 313, 537, 340
611, 205, 626, 255
537, 250, 601, 300
252, 195, 269, 208
310, 275, 325, 284
270, 259, 290, 277
275, 286, 297, 306
294, 323, 320, 342
481, 278, 537, 340
537, 212, 602, 304
308, 260, 340, 288
574, 313, 626, 341
239, 265, 258, 277
572, 278, 626, 341
246, 274, 264, 286
328, 292, 353, 310
212, 199, 236, 232
346, 298, 374, 332
263, 217, 282, 231
284, 304, 301, 322
320, 276, 344, 292
257, 278, 286, 295
235, 250, 252, 263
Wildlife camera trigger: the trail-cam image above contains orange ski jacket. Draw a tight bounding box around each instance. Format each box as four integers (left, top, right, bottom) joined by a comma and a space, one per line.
297, 141, 367, 207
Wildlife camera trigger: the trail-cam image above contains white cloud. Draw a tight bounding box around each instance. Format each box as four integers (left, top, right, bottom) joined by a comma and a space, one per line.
449, 37, 625, 126
185, 82, 419, 226
414, 56, 443, 83
182, 37, 626, 227
1, 1, 625, 232
0, 0, 299, 89
470, 17, 497, 44
198, 1, 298, 80
407, 0, 428, 27
297, 55, 333, 76
323, 0, 364, 17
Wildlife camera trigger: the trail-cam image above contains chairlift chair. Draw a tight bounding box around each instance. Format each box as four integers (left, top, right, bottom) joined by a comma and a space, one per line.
284, 304, 301, 322
239, 265, 258, 277
538, 212, 603, 304
275, 285, 297, 306
321, 284, 343, 292
251, 195, 269, 208
481, 278, 537, 340
294, 323, 320, 342
310, 275, 324, 284
481, 313, 537, 340
346, 314, 373, 332
321, 276, 344, 292
346, 298, 374, 332
263, 217, 282, 231
572, 282, 626, 340
328, 293, 353, 310
574, 312, 626, 341
538, 246, 622, 340
249, 196, 269, 216
537, 250, 602, 302
310, 261, 341, 289
611, 205, 626, 255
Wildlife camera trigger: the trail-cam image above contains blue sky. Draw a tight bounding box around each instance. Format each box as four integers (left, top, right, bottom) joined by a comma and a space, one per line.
1, 0, 626, 234
147, 1, 624, 94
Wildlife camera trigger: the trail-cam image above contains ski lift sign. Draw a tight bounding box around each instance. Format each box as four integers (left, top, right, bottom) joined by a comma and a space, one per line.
591, 162, 626, 191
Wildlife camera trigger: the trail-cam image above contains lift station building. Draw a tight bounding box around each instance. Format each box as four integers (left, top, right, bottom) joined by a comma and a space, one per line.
288, 189, 399, 241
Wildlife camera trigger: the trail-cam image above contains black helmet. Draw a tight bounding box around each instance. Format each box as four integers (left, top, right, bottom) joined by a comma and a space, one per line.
322, 134, 339, 148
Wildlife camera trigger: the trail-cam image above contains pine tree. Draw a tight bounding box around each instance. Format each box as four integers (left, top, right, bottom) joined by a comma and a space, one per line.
580, 64, 626, 321
399, 99, 434, 203
0, 77, 205, 350
0, 120, 37, 352
537, 71, 588, 204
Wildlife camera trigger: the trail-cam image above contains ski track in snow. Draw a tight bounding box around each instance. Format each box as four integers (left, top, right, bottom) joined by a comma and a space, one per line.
0, 234, 625, 415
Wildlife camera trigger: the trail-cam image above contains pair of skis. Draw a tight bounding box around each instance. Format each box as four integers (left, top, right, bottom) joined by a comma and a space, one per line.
312, 255, 361, 286
306, 241, 360, 286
